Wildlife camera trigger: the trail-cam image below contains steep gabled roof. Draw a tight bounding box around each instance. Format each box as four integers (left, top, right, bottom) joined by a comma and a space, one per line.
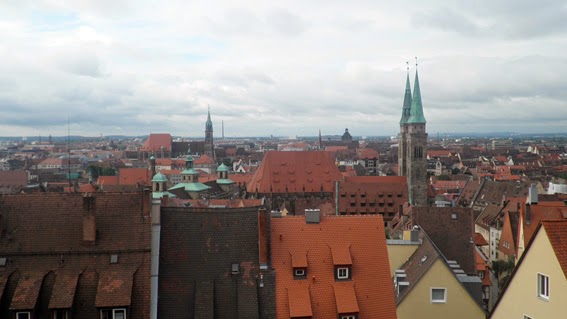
542, 220, 567, 279
141, 133, 172, 152
271, 215, 397, 319
414, 207, 476, 274
247, 151, 342, 193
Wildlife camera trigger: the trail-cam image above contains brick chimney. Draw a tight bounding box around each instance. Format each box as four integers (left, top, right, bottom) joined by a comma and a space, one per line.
82, 194, 96, 246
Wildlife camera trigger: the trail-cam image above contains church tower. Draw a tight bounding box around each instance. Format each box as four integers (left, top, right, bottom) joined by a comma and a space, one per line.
399, 62, 428, 206
204, 107, 214, 158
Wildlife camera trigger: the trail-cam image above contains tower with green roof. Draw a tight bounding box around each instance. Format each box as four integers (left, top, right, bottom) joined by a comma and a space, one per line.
398, 60, 428, 207
168, 154, 212, 199
204, 107, 214, 158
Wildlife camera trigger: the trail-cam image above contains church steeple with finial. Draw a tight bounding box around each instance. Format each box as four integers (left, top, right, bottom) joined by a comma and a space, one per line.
398, 58, 428, 207
204, 106, 214, 158
408, 58, 426, 124
400, 61, 412, 125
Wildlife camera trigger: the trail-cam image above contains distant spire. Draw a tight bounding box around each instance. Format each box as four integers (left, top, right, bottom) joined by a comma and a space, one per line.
407, 57, 426, 124
400, 61, 413, 125
205, 106, 213, 131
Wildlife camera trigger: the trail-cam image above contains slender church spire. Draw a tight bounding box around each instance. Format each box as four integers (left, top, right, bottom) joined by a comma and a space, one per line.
408, 57, 426, 124
400, 61, 412, 125
204, 106, 214, 158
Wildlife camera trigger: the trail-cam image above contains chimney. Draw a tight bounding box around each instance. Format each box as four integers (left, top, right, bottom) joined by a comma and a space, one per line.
82, 194, 96, 246
526, 183, 538, 205
258, 208, 269, 269
410, 228, 419, 242
161, 194, 169, 207
305, 209, 320, 224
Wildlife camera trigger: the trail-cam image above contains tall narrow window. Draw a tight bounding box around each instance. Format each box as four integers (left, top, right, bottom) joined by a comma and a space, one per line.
537, 273, 549, 299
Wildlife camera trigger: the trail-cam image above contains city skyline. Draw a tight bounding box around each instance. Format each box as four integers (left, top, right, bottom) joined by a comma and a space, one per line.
1, 1, 567, 137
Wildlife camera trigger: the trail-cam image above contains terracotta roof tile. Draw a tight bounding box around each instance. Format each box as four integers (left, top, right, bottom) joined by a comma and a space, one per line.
331, 246, 352, 266
0, 170, 27, 187
474, 232, 488, 246
95, 267, 137, 307
0, 272, 11, 301
333, 282, 359, 314
291, 252, 308, 268
49, 271, 79, 309
271, 215, 397, 319
118, 168, 152, 186
194, 154, 216, 165
141, 133, 172, 152
247, 151, 342, 193
10, 272, 44, 310
288, 283, 313, 318
542, 220, 567, 279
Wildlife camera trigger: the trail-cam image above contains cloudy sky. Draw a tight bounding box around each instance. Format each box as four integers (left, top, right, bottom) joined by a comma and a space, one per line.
1, 0, 567, 137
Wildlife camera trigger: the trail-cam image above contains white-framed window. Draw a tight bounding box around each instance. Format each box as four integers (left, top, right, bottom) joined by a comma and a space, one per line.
16, 312, 31, 319
478, 271, 485, 279
294, 269, 305, 276
537, 273, 549, 300
341, 316, 356, 319
430, 287, 447, 303
52, 309, 69, 319
337, 267, 349, 279
101, 308, 127, 319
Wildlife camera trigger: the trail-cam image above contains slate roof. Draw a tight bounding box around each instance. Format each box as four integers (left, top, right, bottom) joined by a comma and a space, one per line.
271, 214, 397, 319
247, 151, 342, 193
0, 192, 151, 318
413, 207, 476, 274
158, 206, 270, 319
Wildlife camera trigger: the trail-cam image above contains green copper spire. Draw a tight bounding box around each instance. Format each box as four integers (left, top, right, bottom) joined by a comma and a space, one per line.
206, 106, 213, 130
400, 64, 412, 125
407, 62, 426, 124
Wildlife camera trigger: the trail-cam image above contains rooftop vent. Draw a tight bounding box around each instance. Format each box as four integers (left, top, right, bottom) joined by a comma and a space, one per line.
231, 263, 239, 275
451, 213, 457, 220
419, 255, 428, 265
110, 254, 119, 264
305, 209, 321, 224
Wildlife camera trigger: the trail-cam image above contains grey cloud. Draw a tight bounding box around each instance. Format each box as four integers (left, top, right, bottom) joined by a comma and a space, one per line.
267, 8, 307, 36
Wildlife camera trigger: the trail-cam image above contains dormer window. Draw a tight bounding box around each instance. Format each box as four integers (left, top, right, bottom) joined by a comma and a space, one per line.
52, 309, 69, 319
100, 308, 127, 319
294, 268, 307, 280
16, 312, 31, 319
337, 267, 350, 280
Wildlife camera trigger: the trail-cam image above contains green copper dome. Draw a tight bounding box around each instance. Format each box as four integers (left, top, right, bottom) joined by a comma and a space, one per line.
152, 171, 168, 182
217, 163, 229, 172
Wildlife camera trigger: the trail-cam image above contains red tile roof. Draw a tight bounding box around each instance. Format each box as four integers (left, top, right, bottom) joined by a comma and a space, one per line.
97, 175, 119, 186
271, 215, 397, 319
287, 283, 313, 317
542, 220, 567, 278
333, 282, 360, 314
10, 272, 43, 309
331, 246, 352, 265
0, 170, 27, 188
474, 232, 488, 246
141, 133, 172, 152
118, 168, 152, 186
247, 151, 342, 193
194, 154, 216, 165
521, 203, 567, 247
